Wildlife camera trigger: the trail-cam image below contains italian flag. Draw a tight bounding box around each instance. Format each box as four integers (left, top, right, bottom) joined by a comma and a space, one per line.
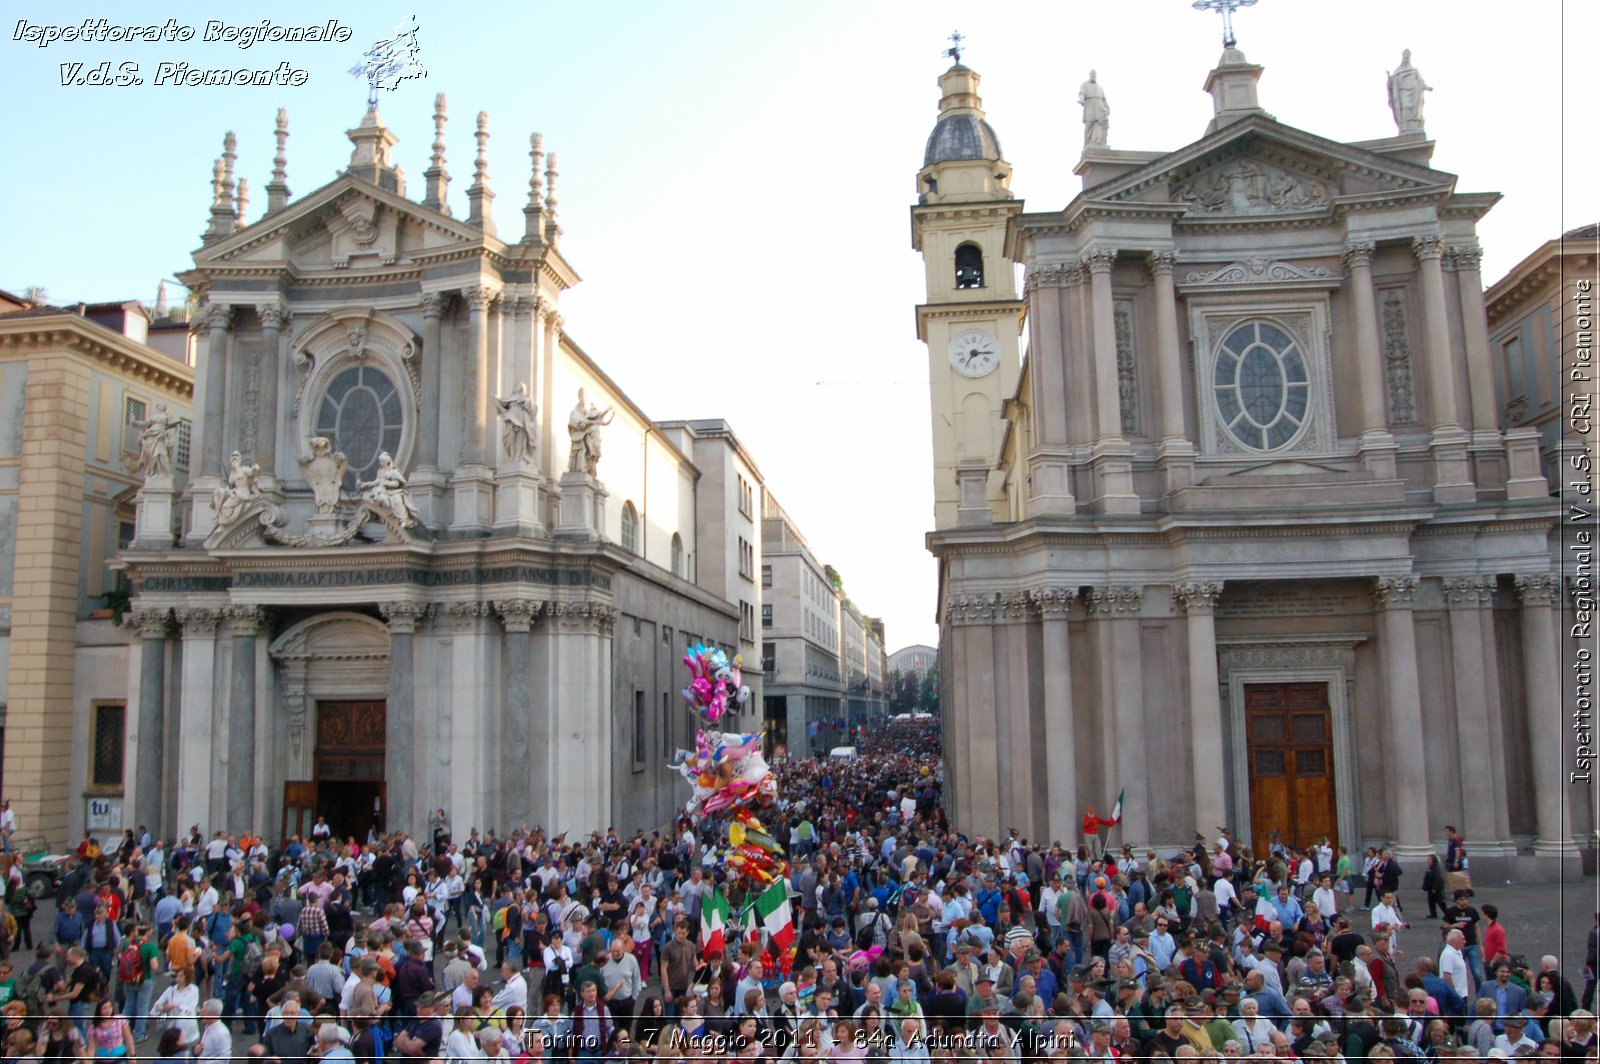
1108, 788, 1125, 825
752, 881, 796, 954
701, 889, 730, 960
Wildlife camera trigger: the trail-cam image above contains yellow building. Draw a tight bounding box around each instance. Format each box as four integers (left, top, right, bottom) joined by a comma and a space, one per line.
0, 295, 194, 847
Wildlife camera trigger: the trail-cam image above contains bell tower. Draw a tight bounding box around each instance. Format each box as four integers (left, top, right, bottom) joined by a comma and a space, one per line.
912, 59, 1024, 530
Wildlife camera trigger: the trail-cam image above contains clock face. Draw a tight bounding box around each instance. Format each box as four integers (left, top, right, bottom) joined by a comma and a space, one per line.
949, 328, 1000, 378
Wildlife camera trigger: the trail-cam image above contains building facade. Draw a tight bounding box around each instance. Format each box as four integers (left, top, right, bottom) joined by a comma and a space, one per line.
0, 296, 195, 846
115, 102, 748, 846
917, 48, 1589, 875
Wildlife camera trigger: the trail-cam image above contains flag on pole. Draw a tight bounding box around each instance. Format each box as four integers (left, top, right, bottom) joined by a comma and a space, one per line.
701, 889, 730, 959
1108, 788, 1125, 825
752, 880, 796, 954
743, 901, 760, 945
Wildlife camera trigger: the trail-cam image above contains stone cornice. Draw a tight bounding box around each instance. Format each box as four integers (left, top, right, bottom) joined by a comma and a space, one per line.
0, 318, 195, 397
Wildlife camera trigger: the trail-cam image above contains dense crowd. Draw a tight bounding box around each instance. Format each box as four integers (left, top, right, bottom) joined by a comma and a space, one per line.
0, 719, 1593, 1064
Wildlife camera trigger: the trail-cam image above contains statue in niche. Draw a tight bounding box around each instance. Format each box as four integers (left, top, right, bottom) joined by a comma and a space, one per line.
212, 450, 261, 527
1078, 70, 1109, 147
299, 437, 349, 514
357, 452, 421, 536
1387, 49, 1431, 135
496, 383, 538, 463
566, 387, 614, 476
134, 402, 175, 479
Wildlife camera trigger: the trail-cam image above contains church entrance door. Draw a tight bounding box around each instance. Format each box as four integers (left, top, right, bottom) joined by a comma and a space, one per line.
1244, 682, 1337, 855
314, 700, 387, 842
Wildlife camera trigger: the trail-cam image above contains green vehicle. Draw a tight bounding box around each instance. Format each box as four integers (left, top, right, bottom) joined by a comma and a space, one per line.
14, 838, 74, 900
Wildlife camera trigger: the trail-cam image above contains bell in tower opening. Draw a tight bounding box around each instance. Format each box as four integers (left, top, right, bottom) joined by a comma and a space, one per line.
954, 242, 985, 289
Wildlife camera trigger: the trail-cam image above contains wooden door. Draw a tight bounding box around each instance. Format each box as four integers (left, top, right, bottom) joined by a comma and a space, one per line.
1245, 682, 1337, 855
281, 780, 316, 844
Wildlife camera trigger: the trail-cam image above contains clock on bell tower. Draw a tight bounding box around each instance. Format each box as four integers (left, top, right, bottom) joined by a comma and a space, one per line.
912, 58, 1024, 530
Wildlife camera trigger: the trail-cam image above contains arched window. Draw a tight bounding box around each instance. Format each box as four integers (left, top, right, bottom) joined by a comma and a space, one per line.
954, 243, 985, 289
670, 533, 683, 577
313, 365, 404, 489
620, 501, 639, 554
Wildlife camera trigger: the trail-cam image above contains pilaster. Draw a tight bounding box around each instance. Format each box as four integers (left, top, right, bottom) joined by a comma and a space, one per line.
1031, 587, 1079, 844
1086, 585, 1148, 843
943, 594, 1000, 838
380, 601, 428, 836
1413, 237, 1474, 503
1084, 249, 1139, 514
495, 599, 541, 831
190, 303, 235, 541
1513, 574, 1577, 860
1174, 581, 1226, 836
175, 606, 223, 833
1342, 241, 1399, 477
450, 285, 499, 534
546, 602, 618, 833
254, 302, 287, 484
1439, 578, 1516, 855
1147, 251, 1198, 494
224, 605, 264, 833
413, 292, 448, 526
1370, 577, 1432, 856
130, 608, 172, 839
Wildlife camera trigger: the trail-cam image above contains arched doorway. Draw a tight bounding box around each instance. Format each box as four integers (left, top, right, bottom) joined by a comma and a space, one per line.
269, 612, 389, 844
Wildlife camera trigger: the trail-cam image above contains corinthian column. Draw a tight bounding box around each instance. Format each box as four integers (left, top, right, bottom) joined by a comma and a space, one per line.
1514, 574, 1576, 859
225, 605, 264, 833
1087, 586, 1148, 844
1146, 251, 1197, 495
452, 286, 498, 532
1414, 236, 1475, 502
1175, 581, 1226, 835
1082, 248, 1139, 514
1371, 577, 1432, 856
175, 607, 222, 831
1440, 577, 1511, 853
381, 602, 428, 836
130, 608, 171, 838
1450, 245, 1501, 438
417, 293, 446, 471
197, 304, 234, 475
1032, 587, 1079, 844
254, 303, 286, 480
496, 599, 540, 830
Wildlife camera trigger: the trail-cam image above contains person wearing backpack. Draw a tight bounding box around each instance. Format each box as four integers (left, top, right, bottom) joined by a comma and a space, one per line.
117, 924, 159, 1043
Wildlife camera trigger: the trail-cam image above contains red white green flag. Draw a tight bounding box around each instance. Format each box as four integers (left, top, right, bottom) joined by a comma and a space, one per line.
752, 880, 795, 953
701, 888, 730, 959
1108, 788, 1125, 825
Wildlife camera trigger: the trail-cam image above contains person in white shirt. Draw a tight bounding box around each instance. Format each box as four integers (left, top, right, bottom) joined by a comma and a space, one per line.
195, 999, 232, 1063
195, 881, 220, 920
494, 960, 530, 1013
1311, 875, 1338, 921
1439, 929, 1472, 999
1371, 892, 1409, 950
1214, 875, 1238, 917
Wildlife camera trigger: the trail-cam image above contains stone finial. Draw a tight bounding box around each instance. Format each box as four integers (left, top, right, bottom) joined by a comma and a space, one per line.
465, 110, 495, 236
523, 132, 546, 244
235, 177, 249, 224
202, 152, 234, 244
154, 281, 169, 318
544, 151, 560, 245
266, 108, 290, 212
423, 93, 451, 215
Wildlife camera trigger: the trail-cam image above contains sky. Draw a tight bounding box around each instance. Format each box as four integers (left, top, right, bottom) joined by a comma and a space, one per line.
3, 1, 1594, 649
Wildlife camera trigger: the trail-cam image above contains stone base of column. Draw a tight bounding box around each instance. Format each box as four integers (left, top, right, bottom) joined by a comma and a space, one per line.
1089, 438, 1140, 514
185, 476, 221, 543
1389, 841, 1438, 861
956, 461, 994, 527
1157, 438, 1197, 496
494, 466, 548, 537
1357, 430, 1399, 479
133, 475, 179, 548
1026, 455, 1075, 517
556, 471, 607, 539
408, 467, 449, 529
1503, 426, 1551, 499
1429, 427, 1476, 503
449, 464, 495, 533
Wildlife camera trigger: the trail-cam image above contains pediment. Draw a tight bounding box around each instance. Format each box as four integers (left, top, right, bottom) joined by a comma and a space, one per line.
1087, 116, 1454, 217
194, 174, 492, 271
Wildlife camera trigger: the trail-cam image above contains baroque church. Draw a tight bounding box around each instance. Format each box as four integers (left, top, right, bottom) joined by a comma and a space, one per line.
119, 99, 756, 843
916, 40, 1590, 876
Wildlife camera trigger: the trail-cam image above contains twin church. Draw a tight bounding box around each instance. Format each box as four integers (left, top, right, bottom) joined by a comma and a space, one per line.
916, 38, 1589, 875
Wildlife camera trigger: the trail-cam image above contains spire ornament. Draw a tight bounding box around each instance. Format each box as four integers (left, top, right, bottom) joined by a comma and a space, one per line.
1192, 0, 1258, 48
544, 151, 559, 245
944, 30, 964, 65
465, 110, 495, 235
266, 108, 290, 212
422, 93, 451, 214
523, 132, 545, 243
234, 177, 249, 224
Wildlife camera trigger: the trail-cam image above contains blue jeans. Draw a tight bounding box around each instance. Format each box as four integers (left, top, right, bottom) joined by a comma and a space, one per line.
1464, 944, 1484, 986
122, 980, 153, 1042
70, 1000, 93, 1034
468, 909, 486, 948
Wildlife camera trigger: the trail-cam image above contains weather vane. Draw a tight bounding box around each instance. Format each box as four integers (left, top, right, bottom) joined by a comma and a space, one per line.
349, 13, 428, 109
945, 30, 965, 64
1192, 0, 1258, 49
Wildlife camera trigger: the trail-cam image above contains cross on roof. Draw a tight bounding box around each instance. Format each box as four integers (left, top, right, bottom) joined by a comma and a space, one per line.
945, 30, 965, 65
1192, 0, 1258, 48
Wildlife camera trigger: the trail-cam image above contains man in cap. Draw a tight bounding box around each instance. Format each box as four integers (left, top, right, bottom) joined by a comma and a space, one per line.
392, 992, 444, 1057
1130, 974, 1170, 1043
1085, 978, 1118, 1021
1085, 1021, 1118, 1063
964, 972, 1012, 1027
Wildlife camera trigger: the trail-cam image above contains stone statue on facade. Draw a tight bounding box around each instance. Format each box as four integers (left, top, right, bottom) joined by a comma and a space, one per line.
1078, 70, 1109, 147
1387, 49, 1430, 135
357, 451, 421, 539
566, 387, 614, 476
134, 402, 175, 479
298, 436, 349, 514
212, 450, 261, 528
496, 382, 538, 463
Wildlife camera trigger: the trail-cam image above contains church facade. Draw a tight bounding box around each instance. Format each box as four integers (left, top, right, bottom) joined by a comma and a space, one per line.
118, 101, 755, 844
916, 47, 1591, 875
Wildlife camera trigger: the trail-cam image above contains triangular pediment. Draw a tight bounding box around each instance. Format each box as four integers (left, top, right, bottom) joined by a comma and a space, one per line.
193, 173, 499, 271
1083, 115, 1455, 217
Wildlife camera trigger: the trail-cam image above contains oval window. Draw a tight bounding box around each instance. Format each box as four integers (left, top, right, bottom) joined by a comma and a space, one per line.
314, 365, 404, 488
1213, 322, 1310, 451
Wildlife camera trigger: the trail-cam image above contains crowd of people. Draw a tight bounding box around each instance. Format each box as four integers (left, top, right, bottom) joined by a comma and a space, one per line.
0, 719, 1593, 1064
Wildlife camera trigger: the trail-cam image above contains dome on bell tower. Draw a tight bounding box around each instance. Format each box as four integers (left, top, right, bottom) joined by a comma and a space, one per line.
922, 65, 1005, 166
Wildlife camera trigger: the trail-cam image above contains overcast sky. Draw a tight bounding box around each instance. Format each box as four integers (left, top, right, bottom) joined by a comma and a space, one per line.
3, 1, 1593, 649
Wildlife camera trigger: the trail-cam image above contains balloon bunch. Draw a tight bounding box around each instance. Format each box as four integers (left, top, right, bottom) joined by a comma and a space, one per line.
672, 644, 786, 891
680, 643, 751, 723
